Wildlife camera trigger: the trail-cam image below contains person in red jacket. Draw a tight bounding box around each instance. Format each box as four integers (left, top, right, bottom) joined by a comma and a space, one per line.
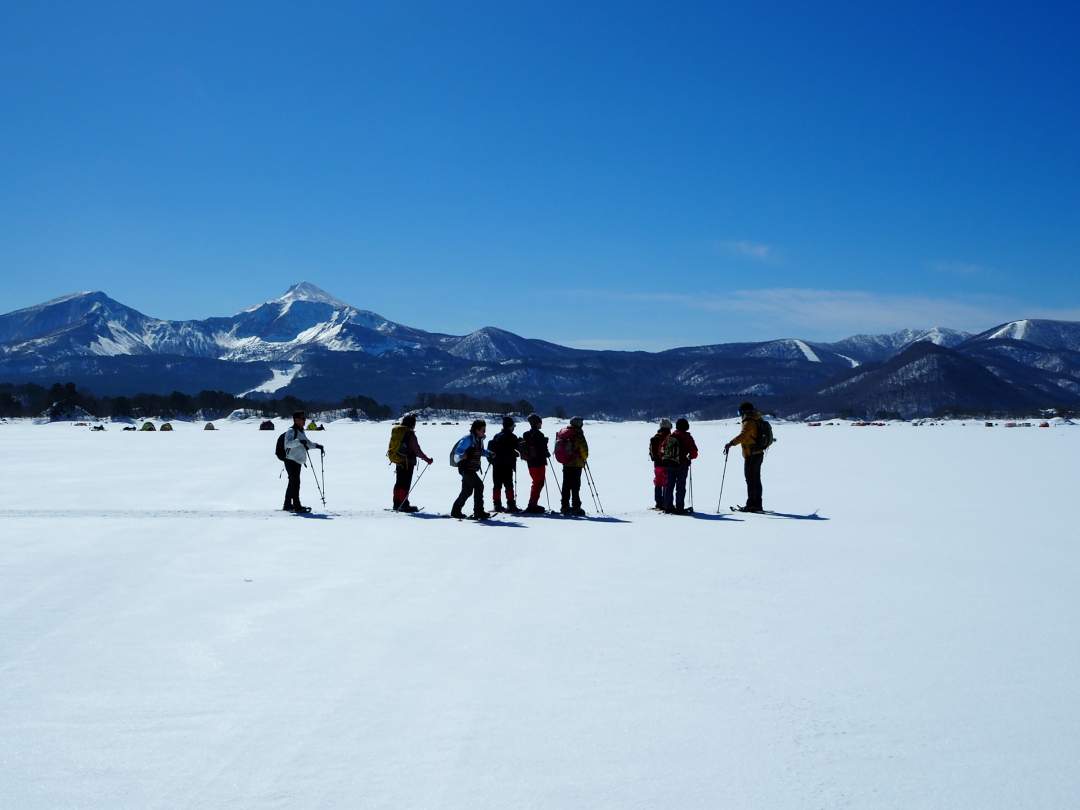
661, 418, 699, 514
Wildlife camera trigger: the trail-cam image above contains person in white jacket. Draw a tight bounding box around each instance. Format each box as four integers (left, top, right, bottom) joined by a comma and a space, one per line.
283, 410, 324, 513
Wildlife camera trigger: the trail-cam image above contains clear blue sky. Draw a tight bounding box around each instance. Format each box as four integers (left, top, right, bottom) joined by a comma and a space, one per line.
2, 2, 1078, 348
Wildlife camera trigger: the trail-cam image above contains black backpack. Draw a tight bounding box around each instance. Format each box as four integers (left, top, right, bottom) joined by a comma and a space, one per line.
275, 431, 287, 461
755, 419, 775, 452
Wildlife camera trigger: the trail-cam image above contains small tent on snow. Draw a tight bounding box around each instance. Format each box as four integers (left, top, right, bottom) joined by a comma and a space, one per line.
259, 420, 275, 431
204, 423, 216, 431
140, 422, 156, 431
160, 422, 174, 432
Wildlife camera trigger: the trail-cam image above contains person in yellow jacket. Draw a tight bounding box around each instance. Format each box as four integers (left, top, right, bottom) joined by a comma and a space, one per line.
555, 416, 589, 516
724, 401, 766, 512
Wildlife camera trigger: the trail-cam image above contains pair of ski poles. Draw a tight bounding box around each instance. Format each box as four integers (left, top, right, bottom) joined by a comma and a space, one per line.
303, 448, 327, 507
546, 458, 604, 515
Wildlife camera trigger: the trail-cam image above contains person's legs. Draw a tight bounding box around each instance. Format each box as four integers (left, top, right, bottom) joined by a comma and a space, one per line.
654, 465, 667, 508
745, 454, 764, 511
393, 463, 413, 509
528, 466, 545, 508
284, 460, 301, 509
674, 466, 689, 511
452, 470, 473, 516
469, 470, 485, 515
565, 466, 583, 510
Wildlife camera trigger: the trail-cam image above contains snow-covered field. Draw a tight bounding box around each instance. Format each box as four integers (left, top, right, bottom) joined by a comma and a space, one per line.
2, 418, 1078, 808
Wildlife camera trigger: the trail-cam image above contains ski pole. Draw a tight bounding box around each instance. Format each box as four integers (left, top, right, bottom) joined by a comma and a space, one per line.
321, 450, 326, 505
407, 461, 429, 500
585, 461, 605, 514
716, 451, 729, 513
543, 467, 552, 510
547, 459, 563, 496
308, 456, 326, 506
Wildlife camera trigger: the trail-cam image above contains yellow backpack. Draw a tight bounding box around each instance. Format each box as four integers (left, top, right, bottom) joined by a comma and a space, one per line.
387, 424, 409, 465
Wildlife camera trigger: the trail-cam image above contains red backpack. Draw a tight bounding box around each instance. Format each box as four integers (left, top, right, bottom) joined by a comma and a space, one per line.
554, 428, 577, 464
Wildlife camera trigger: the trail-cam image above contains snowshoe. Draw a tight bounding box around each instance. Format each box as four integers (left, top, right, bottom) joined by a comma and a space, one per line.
524, 505, 546, 514
730, 505, 764, 514
293, 505, 313, 514
472, 510, 493, 521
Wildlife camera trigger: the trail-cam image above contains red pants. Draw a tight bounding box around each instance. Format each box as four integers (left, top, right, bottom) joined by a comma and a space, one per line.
527, 466, 545, 507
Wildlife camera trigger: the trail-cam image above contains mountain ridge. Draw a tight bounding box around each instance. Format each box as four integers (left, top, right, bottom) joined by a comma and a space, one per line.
3, 283, 1079, 418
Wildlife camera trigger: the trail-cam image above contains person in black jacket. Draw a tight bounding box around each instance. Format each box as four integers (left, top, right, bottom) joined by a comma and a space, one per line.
487, 415, 520, 512
518, 413, 551, 514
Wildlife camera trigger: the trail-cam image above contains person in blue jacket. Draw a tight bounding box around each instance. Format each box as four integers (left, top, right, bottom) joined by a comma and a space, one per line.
450, 419, 493, 519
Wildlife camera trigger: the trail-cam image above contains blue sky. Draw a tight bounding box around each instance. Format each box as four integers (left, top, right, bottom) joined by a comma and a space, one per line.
2, 2, 1078, 349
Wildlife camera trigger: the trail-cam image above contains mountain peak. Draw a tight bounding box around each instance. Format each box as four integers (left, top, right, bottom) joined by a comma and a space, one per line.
278, 282, 350, 308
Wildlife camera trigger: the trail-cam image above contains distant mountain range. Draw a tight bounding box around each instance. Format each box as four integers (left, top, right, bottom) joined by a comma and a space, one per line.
2, 282, 1079, 418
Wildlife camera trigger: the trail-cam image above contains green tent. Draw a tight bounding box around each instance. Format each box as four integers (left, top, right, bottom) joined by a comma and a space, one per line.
140, 422, 156, 432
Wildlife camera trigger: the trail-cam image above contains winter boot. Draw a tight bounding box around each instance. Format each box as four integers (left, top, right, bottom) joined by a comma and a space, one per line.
473, 509, 493, 520
525, 504, 546, 514
506, 499, 521, 514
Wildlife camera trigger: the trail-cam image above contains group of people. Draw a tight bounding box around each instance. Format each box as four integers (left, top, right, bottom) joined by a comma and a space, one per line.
278, 401, 771, 518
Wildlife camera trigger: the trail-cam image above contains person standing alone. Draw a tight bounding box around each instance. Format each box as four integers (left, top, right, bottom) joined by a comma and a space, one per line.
724, 401, 768, 513
282, 410, 324, 513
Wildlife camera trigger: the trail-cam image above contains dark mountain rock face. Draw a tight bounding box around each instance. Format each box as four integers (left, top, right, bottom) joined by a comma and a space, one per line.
1, 284, 1078, 418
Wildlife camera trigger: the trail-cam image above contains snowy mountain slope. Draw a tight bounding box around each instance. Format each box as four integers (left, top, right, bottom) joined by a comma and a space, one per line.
816, 327, 971, 364
2, 285, 1079, 416
964, 319, 1080, 352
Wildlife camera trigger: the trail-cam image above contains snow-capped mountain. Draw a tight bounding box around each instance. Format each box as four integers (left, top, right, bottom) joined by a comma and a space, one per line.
818, 327, 971, 365
964, 319, 1080, 353
2, 283, 1079, 418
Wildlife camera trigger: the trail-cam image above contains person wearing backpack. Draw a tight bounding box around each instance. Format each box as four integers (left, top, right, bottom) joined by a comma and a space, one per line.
518, 413, 551, 513
487, 416, 521, 513
661, 418, 699, 514
554, 417, 589, 516
450, 419, 493, 519
388, 413, 433, 512
724, 401, 769, 513
280, 410, 324, 513
649, 419, 672, 510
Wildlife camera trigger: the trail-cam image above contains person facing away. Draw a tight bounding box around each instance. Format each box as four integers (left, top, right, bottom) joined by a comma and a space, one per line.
391, 413, 433, 512
724, 401, 766, 512
649, 419, 672, 510
518, 413, 551, 514
283, 410, 324, 513
555, 416, 589, 516
487, 415, 520, 513
450, 419, 493, 519
661, 417, 699, 514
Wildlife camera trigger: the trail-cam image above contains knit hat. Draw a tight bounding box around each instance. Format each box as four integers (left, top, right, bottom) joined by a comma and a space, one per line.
659, 418, 672, 430
570, 416, 584, 428
676, 418, 690, 431
527, 413, 542, 427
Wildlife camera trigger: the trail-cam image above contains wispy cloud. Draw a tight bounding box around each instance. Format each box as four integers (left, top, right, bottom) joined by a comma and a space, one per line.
581, 287, 1080, 340
928, 259, 989, 276
718, 239, 775, 263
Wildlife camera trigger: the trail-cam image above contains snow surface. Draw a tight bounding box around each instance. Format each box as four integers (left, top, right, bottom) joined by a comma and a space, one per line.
792, 339, 820, 362
2, 420, 1078, 808
240, 364, 303, 396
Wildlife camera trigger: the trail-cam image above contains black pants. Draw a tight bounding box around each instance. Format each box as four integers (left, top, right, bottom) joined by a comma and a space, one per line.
393, 463, 414, 508
284, 460, 302, 509
744, 453, 764, 510
561, 466, 583, 510
452, 469, 484, 515
492, 463, 516, 505
663, 465, 689, 511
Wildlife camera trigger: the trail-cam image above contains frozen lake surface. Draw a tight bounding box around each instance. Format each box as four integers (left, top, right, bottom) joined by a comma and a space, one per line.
2, 418, 1078, 808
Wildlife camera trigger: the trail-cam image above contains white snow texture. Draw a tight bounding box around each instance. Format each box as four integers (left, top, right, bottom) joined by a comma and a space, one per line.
1, 419, 1078, 808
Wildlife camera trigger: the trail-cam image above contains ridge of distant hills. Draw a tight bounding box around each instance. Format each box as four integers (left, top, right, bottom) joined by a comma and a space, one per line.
3, 282, 1079, 418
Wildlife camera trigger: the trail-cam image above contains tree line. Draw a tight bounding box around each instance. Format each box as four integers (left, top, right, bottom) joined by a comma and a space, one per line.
0, 382, 393, 421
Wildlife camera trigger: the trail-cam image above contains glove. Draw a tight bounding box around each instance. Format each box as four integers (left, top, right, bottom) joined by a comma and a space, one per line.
723, 444, 731, 456
423, 455, 433, 465
319, 445, 325, 453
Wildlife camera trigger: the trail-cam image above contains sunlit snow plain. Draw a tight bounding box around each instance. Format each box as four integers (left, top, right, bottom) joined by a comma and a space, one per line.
2, 418, 1078, 809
